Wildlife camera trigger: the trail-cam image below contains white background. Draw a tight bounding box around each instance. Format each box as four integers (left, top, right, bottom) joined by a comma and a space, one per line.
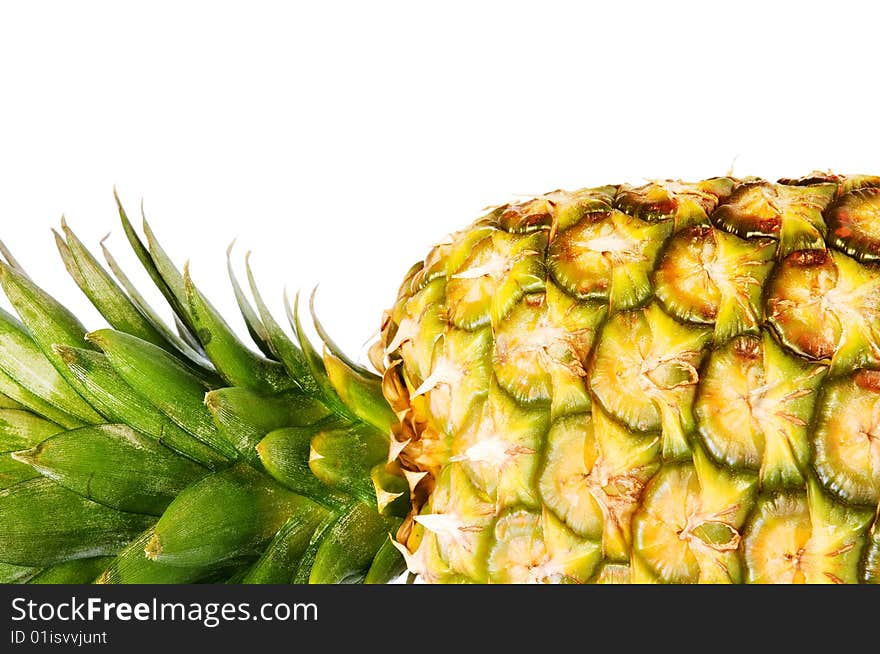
1, 0, 878, 360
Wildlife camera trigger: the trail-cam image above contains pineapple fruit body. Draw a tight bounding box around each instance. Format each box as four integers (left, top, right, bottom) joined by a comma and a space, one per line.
381, 173, 880, 583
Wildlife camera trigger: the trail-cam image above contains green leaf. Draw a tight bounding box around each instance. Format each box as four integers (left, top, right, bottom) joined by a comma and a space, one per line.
28, 557, 114, 584
53, 229, 88, 288
0, 393, 24, 410
309, 288, 375, 378
241, 507, 330, 584
97, 528, 219, 584
115, 194, 196, 337
55, 345, 228, 468
226, 245, 274, 359
13, 424, 208, 516
100, 238, 217, 379
148, 464, 320, 568
55, 220, 182, 353
291, 508, 345, 583
140, 215, 195, 322
322, 351, 396, 434
0, 241, 28, 277
0, 409, 64, 453
0, 366, 85, 429
308, 426, 388, 507
245, 259, 316, 394
206, 386, 329, 462
0, 259, 100, 393
0, 477, 155, 567
308, 502, 401, 583
0, 562, 40, 584
257, 426, 348, 508
88, 329, 237, 460
285, 292, 357, 420
364, 536, 407, 584
184, 265, 293, 394
0, 453, 40, 490
0, 306, 103, 425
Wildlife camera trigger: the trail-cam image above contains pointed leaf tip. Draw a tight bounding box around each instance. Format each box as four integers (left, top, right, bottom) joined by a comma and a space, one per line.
51, 343, 77, 365
226, 245, 274, 359
84, 329, 108, 349
185, 258, 293, 393
0, 242, 27, 276
9, 448, 36, 466
284, 289, 357, 418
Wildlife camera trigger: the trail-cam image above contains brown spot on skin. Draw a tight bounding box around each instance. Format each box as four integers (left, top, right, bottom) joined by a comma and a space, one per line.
553, 231, 579, 262
778, 172, 842, 187
796, 332, 836, 360
787, 249, 829, 267
766, 248, 846, 360
528, 212, 552, 227
733, 335, 761, 360
646, 198, 677, 216
699, 303, 719, 321
854, 369, 880, 393
499, 203, 552, 232
511, 212, 551, 230
712, 205, 782, 235
674, 225, 713, 247
616, 192, 677, 221
755, 217, 782, 234
581, 278, 609, 294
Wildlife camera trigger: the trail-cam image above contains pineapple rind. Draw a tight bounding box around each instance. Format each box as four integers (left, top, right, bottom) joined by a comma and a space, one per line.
386, 173, 880, 583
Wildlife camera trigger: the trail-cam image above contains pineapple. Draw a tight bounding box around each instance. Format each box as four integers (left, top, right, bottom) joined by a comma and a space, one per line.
1, 173, 880, 584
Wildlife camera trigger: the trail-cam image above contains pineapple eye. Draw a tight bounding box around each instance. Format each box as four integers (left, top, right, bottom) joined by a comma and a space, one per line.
548, 209, 670, 310
710, 180, 836, 257
766, 248, 880, 373
826, 186, 880, 262
743, 484, 872, 585
653, 226, 775, 341
811, 370, 880, 506
694, 333, 825, 490
615, 177, 734, 229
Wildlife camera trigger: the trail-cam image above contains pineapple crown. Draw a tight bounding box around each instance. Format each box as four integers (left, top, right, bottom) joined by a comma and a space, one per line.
0, 191, 410, 584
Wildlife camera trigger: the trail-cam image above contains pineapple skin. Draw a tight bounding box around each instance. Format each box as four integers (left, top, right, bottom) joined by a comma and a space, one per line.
381, 173, 880, 583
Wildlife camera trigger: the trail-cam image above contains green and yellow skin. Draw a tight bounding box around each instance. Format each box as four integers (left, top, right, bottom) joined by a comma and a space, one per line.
383, 172, 880, 584
1, 173, 879, 584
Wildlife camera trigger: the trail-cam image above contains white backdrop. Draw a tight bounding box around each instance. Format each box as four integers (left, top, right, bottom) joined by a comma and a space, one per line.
1, 0, 878, 361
